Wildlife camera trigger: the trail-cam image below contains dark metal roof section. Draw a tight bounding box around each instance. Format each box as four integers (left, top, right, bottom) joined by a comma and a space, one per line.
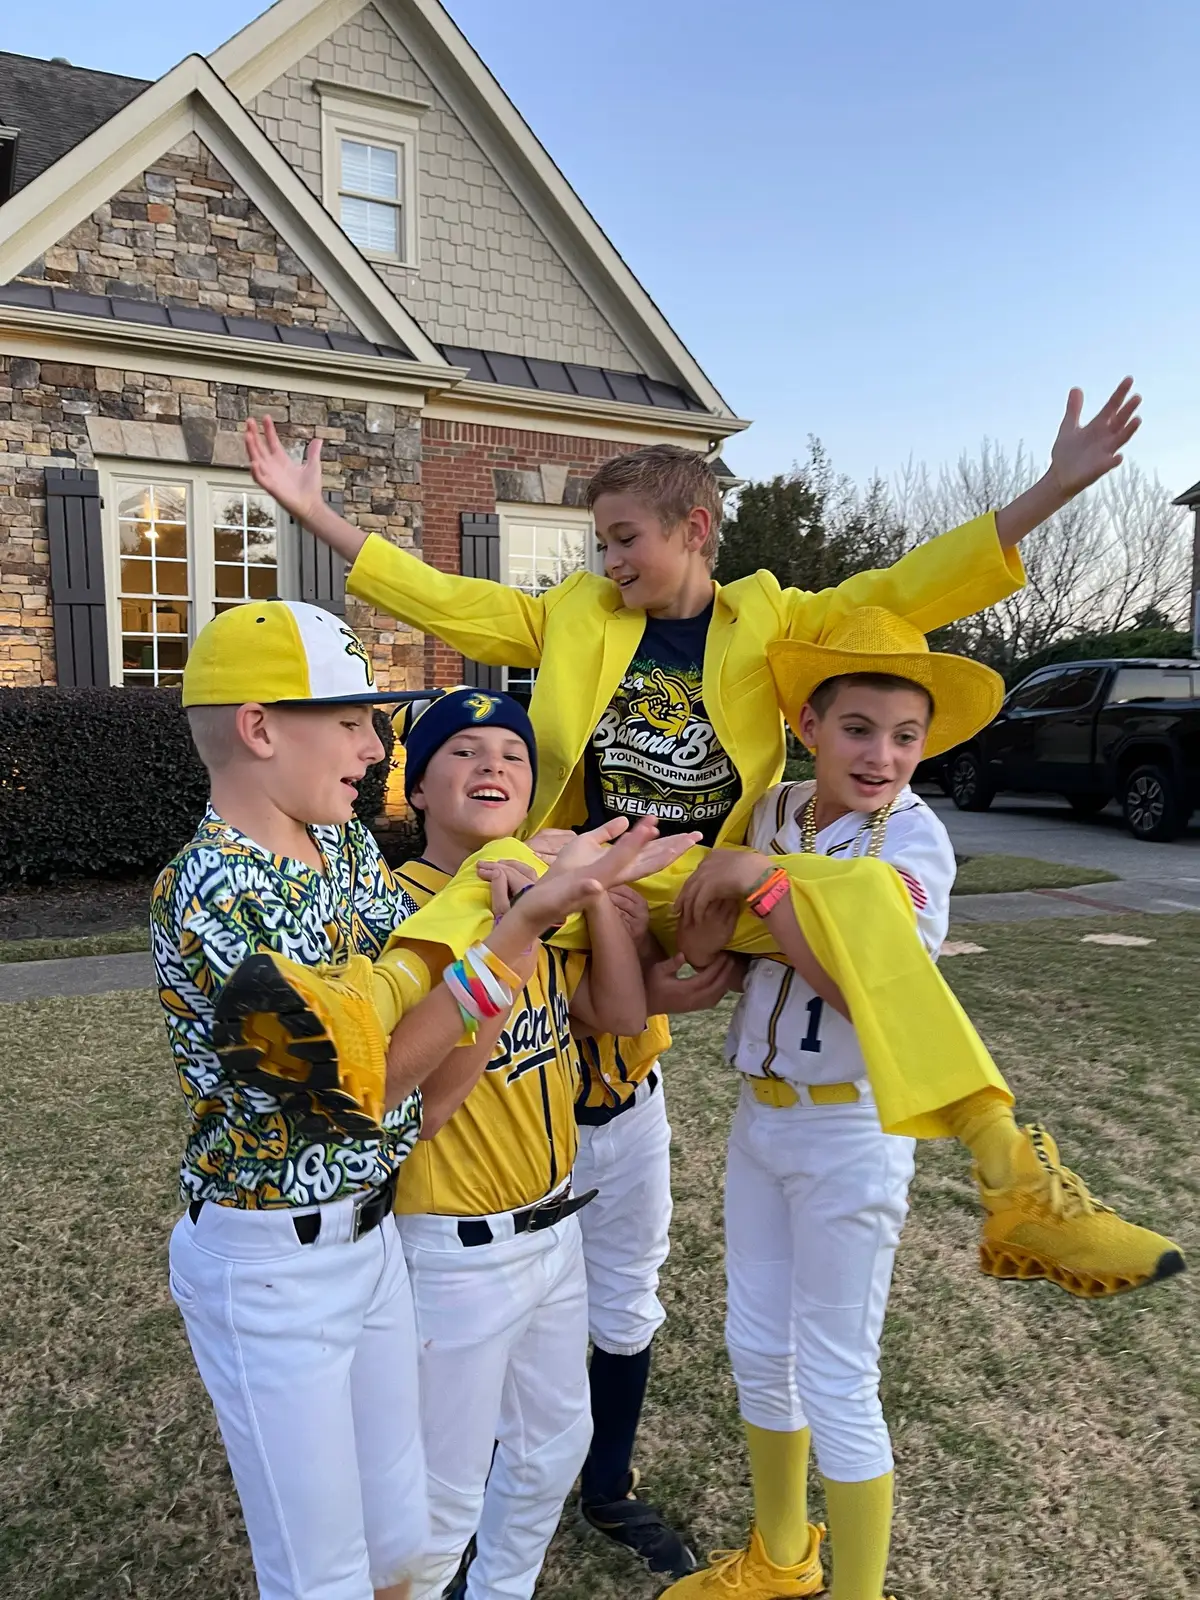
0, 283, 713, 414
0, 281, 414, 358
1171, 479, 1200, 508
0, 52, 149, 196
440, 344, 708, 414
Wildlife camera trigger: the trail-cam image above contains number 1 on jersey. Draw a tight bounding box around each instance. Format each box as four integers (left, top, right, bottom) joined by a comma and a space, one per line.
800, 996, 823, 1053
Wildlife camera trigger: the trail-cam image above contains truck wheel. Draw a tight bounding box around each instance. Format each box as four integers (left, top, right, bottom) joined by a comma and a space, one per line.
1067, 793, 1108, 817
1122, 764, 1184, 841
949, 749, 994, 811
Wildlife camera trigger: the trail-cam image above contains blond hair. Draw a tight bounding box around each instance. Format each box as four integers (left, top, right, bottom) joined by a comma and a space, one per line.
586, 445, 724, 564
186, 704, 241, 773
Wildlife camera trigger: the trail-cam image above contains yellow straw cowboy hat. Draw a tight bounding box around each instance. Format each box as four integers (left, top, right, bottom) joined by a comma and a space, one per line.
766, 606, 1005, 759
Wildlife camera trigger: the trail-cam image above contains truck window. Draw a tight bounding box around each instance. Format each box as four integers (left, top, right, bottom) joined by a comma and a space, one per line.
1006, 673, 1056, 711
1038, 668, 1103, 709
1107, 667, 1194, 703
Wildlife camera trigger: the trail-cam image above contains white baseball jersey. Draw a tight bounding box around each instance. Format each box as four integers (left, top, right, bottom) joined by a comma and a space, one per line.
726, 781, 956, 1087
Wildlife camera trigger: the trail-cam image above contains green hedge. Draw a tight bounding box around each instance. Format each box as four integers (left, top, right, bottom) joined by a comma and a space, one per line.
0, 688, 394, 886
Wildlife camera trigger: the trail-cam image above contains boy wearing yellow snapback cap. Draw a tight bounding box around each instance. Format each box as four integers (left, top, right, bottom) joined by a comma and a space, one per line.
154, 601, 648, 1600
661, 610, 1184, 1600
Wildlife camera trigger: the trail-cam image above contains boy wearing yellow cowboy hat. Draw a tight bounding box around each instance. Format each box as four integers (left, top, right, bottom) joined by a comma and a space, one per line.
660, 608, 1185, 1600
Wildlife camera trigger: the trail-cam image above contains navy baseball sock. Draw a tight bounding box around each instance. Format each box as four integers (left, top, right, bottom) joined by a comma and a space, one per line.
581, 1344, 654, 1505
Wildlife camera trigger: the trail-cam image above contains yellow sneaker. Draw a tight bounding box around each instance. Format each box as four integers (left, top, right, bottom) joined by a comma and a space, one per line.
978, 1125, 1186, 1297
658, 1524, 825, 1597
213, 952, 387, 1137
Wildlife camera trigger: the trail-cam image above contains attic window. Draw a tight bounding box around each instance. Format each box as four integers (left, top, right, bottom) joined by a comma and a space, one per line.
318, 85, 422, 267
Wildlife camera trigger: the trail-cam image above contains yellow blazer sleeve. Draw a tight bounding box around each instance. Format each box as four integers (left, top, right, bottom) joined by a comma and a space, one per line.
782, 513, 1025, 641
347, 532, 546, 670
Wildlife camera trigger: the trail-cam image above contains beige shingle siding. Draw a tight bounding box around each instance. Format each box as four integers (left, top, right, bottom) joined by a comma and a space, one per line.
249, 3, 639, 371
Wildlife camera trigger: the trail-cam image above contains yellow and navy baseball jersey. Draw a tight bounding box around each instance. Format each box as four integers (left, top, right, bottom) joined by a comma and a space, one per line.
391, 857, 588, 1216
574, 1014, 671, 1119
727, 781, 956, 1087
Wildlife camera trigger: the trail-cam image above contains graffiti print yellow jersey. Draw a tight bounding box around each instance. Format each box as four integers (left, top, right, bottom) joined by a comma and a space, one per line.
391, 858, 588, 1216
151, 807, 422, 1208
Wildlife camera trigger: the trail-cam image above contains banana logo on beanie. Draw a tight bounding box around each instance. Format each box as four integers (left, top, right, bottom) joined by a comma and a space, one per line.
465, 691, 501, 722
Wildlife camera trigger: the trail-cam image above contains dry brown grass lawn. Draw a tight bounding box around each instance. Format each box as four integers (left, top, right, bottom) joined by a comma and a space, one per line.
2, 914, 1197, 1600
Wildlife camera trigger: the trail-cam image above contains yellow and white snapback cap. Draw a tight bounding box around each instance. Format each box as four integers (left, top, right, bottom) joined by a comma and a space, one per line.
182, 599, 413, 708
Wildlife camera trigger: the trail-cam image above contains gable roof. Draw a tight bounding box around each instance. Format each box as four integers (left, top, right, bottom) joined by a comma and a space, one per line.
0, 51, 444, 363
209, 0, 738, 419
0, 53, 148, 194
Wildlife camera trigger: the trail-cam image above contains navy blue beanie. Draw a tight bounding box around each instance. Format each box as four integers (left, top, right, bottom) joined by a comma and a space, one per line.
400, 686, 538, 802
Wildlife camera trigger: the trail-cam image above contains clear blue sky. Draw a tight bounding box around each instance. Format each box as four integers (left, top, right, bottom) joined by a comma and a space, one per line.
7, 0, 1200, 494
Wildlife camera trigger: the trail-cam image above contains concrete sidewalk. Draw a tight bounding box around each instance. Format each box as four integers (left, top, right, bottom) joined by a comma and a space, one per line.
950, 875, 1200, 924
0, 951, 154, 1003
2, 869, 1197, 1001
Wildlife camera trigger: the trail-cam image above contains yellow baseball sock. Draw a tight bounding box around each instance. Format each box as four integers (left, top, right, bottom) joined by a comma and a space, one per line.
745, 1422, 812, 1568
942, 1089, 1026, 1188
823, 1472, 893, 1600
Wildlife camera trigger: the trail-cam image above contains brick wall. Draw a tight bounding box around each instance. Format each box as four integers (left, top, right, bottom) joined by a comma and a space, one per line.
418, 416, 634, 686
0, 354, 423, 689
16, 133, 362, 335
250, 3, 638, 369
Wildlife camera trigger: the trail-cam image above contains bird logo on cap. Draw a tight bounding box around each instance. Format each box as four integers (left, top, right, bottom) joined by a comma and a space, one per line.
464, 691, 500, 722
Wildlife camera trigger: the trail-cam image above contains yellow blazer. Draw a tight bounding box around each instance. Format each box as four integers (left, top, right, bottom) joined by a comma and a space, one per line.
348, 515, 1023, 845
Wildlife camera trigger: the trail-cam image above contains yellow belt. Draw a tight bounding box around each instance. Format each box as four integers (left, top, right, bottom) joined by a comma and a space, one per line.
743, 1074, 861, 1109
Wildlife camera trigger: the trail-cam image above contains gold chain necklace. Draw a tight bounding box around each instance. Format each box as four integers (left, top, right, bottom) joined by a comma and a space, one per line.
800, 792, 896, 858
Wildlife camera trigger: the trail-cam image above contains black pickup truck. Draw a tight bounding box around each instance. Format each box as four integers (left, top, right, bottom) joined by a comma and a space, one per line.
935, 658, 1200, 840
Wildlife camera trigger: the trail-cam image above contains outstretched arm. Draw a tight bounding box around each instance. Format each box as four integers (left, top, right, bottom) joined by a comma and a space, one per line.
780, 379, 1141, 638
245, 416, 547, 668
993, 379, 1141, 548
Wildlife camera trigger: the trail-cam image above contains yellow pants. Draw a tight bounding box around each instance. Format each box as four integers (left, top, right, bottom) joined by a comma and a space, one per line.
382, 839, 1010, 1139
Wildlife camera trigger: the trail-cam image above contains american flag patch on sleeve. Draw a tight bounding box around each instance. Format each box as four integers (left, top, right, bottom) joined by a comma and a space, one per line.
897, 868, 928, 909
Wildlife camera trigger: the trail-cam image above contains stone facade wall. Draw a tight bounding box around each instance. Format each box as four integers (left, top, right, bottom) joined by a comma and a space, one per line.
0, 353, 423, 689
16, 134, 363, 335
419, 416, 635, 686
250, 4, 639, 370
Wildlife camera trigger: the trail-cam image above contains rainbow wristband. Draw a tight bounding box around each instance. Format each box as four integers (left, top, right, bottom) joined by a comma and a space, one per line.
443, 962, 486, 1022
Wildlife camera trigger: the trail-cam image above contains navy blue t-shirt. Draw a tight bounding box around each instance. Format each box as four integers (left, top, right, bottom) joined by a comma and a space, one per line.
583, 602, 741, 847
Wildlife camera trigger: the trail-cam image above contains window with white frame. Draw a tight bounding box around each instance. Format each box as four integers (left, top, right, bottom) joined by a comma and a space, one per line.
319, 86, 421, 267
101, 466, 291, 687
497, 505, 599, 703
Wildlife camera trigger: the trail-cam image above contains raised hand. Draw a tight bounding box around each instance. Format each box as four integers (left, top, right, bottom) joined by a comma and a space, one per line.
551, 815, 702, 890
245, 416, 325, 523
1048, 378, 1142, 498
525, 828, 576, 864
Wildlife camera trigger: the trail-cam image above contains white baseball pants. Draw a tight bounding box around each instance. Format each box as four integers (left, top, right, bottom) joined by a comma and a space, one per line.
573, 1070, 672, 1356
724, 1085, 915, 1483
397, 1207, 591, 1600
168, 1201, 428, 1600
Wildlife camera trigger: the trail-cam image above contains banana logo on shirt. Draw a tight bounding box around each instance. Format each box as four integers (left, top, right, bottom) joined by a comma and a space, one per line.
626, 667, 692, 737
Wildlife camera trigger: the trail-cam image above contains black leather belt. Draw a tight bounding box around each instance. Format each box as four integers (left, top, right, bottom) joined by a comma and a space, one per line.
456, 1185, 598, 1248
575, 1067, 660, 1128
188, 1174, 398, 1245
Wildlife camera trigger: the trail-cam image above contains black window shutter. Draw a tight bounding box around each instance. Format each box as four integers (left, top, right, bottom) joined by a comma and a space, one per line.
46, 467, 110, 688
459, 512, 502, 691
297, 489, 347, 615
